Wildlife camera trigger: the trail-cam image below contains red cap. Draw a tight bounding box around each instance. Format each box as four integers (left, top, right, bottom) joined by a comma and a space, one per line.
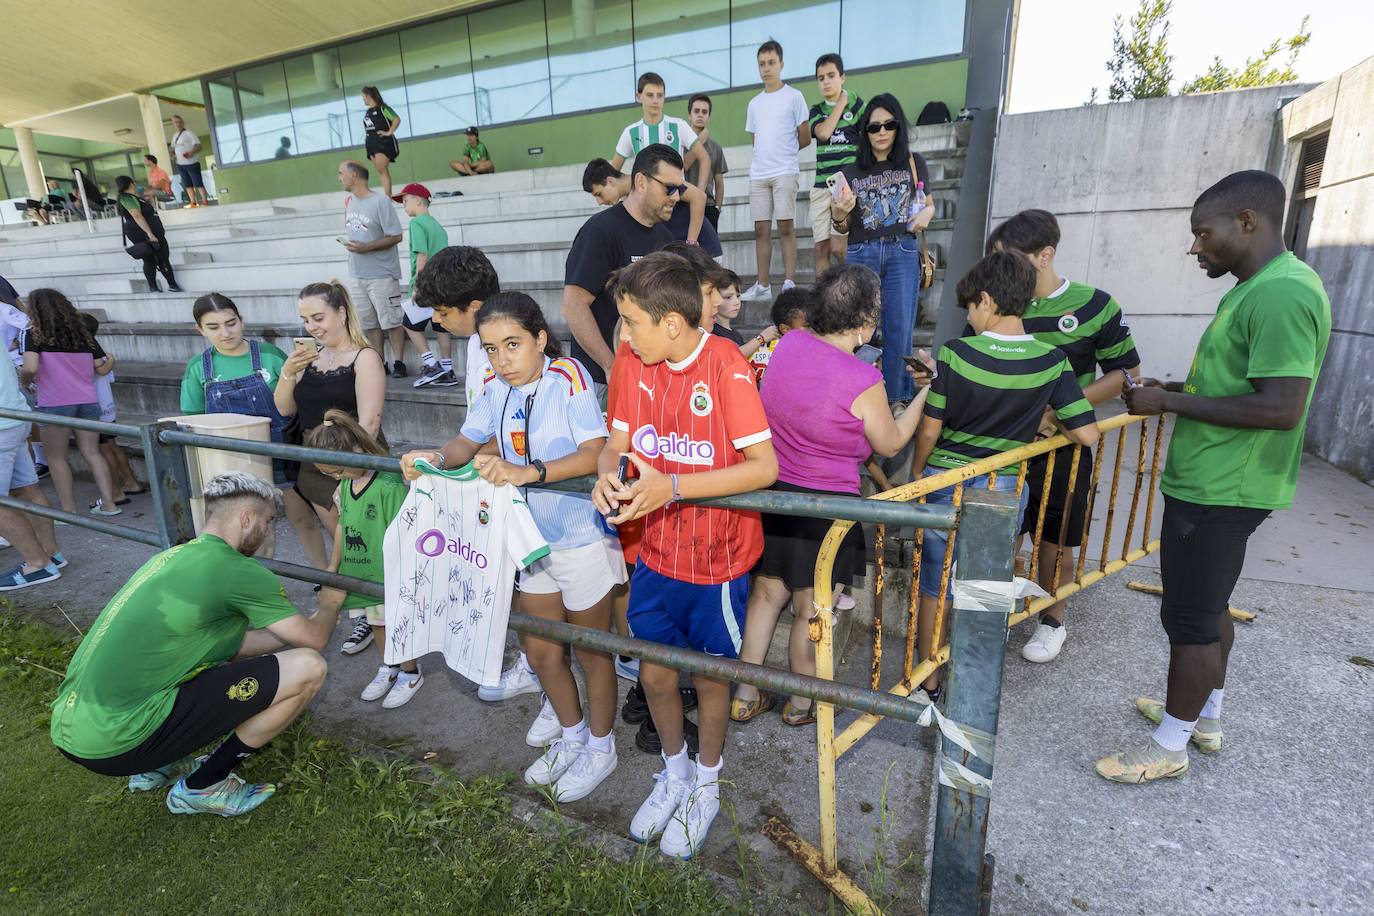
392, 182, 432, 202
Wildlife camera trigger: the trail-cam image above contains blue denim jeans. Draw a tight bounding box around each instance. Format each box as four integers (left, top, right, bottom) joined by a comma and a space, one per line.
846, 234, 920, 402
918, 468, 1029, 598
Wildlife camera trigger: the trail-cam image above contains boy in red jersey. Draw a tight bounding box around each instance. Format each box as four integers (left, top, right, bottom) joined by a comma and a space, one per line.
592, 252, 777, 859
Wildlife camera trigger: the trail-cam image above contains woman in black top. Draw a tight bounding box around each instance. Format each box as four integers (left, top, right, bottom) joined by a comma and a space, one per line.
274, 280, 387, 569
830, 94, 935, 405
114, 176, 180, 293
361, 86, 401, 199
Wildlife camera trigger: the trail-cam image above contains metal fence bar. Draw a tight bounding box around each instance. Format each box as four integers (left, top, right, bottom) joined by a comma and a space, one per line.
0, 408, 140, 438
0, 495, 164, 547
1099, 426, 1128, 572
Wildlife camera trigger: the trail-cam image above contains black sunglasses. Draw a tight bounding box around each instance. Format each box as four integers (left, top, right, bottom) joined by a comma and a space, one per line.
866, 119, 901, 134
647, 173, 688, 197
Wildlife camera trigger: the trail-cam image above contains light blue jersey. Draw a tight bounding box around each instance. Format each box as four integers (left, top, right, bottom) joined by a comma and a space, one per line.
460, 355, 607, 550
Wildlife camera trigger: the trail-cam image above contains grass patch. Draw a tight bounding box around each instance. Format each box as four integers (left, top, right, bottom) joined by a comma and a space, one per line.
0, 612, 740, 915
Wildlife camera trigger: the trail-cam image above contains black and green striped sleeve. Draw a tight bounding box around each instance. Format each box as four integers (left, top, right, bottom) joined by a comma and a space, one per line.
1092, 295, 1140, 374
1049, 359, 1096, 429
924, 346, 954, 421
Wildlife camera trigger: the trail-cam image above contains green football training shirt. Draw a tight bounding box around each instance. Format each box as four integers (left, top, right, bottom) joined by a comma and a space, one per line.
337, 471, 410, 611
1161, 252, 1331, 510
178, 342, 289, 413
50, 536, 297, 759
407, 213, 449, 295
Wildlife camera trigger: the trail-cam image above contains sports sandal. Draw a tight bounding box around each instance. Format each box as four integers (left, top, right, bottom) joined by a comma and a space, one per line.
781, 699, 817, 727
729, 693, 776, 723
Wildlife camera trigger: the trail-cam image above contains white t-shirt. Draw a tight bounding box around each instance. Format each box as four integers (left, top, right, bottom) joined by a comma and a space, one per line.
95, 371, 116, 422
171, 129, 201, 166
0, 304, 28, 369
382, 464, 549, 686
745, 84, 810, 180
464, 335, 493, 410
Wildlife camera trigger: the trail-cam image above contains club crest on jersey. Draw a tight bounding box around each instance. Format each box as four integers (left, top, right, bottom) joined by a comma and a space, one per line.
632, 424, 716, 466
663, 129, 675, 145
478, 499, 490, 526
1058, 313, 1079, 333
690, 381, 713, 417
509, 430, 527, 457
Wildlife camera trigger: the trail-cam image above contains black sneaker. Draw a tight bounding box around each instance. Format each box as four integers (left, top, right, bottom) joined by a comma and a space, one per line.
412, 364, 446, 388
392, 360, 408, 378
34, 464, 49, 480
341, 620, 373, 655
635, 716, 699, 755
430, 369, 460, 387
621, 682, 650, 724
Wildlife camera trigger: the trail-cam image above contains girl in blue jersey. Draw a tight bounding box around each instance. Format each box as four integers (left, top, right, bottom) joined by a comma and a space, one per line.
399, 292, 624, 804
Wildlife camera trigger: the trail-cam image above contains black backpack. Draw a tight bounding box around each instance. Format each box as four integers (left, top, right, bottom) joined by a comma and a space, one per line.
916, 101, 952, 125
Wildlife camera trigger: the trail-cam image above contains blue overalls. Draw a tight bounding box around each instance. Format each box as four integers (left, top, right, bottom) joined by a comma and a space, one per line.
201, 340, 290, 485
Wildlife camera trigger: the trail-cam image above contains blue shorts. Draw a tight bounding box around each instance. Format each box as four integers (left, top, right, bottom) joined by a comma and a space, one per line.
37, 402, 101, 421
918, 467, 1028, 598
626, 560, 748, 659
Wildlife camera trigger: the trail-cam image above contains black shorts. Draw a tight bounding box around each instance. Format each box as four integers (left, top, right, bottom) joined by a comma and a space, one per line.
60, 655, 280, 777
1158, 496, 1269, 645
754, 481, 867, 591
1019, 445, 1094, 548
365, 135, 399, 163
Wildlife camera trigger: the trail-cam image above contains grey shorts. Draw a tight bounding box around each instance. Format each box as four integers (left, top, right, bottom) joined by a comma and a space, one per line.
0, 422, 38, 495
351, 277, 404, 331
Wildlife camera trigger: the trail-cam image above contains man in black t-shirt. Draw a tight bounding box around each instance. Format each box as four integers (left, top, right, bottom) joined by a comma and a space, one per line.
563, 144, 679, 387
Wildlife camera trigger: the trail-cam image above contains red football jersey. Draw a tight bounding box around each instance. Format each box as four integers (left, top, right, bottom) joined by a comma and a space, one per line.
609, 331, 771, 585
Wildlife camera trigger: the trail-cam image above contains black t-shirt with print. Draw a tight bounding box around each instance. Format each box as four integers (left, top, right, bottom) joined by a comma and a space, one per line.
563, 203, 674, 384
841, 153, 930, 245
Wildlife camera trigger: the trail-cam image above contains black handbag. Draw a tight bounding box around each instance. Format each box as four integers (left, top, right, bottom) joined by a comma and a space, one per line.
119, 205, 155, 259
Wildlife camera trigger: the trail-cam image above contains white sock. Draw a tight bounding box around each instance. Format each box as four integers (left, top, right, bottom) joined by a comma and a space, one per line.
440, 358, 453, 371
664, 746, 692, 781
588, 730, 613, 754
1200, 688, 1224, 720
420, 350, 437, 368
31, 442, 45, 464
518, 652, 534, 675
1152, 713, 1196, 752
562, 719, 589, 745
695, 756, 723, 796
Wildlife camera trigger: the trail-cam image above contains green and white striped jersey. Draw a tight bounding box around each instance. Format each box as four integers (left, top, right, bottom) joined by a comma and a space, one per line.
615, 116, 699, 160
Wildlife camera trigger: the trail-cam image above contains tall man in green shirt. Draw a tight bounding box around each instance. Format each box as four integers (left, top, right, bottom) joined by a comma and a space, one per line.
394, 182, 458, 389
1097, 170, 1331, 784
51, 473, 346, 815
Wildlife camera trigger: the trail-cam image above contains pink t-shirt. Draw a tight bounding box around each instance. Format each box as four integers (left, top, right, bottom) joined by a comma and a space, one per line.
760, 330, 883, 494
28, 339, 105, 407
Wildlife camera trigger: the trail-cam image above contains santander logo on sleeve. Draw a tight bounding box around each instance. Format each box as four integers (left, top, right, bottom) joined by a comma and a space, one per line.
632, 424, 715, 467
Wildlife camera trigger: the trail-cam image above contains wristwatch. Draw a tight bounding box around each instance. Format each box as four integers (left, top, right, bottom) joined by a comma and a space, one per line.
531, 459, 547, 485
430, 451, 447, 470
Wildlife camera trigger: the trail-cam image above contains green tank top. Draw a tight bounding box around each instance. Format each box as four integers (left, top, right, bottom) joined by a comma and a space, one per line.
338, 471, 409, 611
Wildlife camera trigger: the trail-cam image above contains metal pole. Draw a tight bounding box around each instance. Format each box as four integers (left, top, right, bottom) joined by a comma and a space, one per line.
73, 168, 95, 233
929, 488, 1019, 916
140, 421, 196, 547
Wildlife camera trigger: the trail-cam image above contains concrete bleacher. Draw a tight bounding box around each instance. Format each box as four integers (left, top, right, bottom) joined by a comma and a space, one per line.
0, 124, 968, 444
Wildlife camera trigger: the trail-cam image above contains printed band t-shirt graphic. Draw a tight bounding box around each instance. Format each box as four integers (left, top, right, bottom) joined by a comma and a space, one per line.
609, 331, 771, 585
382, 462, 549, 687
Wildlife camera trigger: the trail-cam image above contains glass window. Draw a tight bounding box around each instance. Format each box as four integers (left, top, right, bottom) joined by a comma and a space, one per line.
729, 0, 840, 88
338, 33, 411, 145
0, 149, 21, 199
235, 61, 296, 162
400, 16, 478, 135
207, 79, 245, 165
545, 0, 634, 115
633, 0, 730, 94
841, 0, 965, 67
284, 52, 350, 155
88, 152, 135, 198
469, 0, 551, 124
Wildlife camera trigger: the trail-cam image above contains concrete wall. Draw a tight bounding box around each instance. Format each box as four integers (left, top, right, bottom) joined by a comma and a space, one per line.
1281, 58, 1374, 485
986, 85, 1312, 382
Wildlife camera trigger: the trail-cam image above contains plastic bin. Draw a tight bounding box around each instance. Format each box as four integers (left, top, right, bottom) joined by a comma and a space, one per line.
159, 413, 272, 533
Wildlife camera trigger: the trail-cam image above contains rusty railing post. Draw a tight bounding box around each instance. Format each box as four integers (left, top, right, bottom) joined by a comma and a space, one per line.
143, 421, 196, 547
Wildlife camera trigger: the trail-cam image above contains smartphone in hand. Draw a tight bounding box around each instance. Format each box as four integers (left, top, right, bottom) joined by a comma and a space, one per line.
293, 336, 319, 352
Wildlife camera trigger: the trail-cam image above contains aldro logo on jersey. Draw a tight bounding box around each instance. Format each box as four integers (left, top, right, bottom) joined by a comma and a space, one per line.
415, 528, 489, 569
632, 424, 715, 466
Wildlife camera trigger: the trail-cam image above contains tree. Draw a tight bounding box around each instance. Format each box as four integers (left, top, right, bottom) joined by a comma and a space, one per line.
1106, 0, 1174, 101
1181, 16, 1312, 93
1092, 1, 1313, 102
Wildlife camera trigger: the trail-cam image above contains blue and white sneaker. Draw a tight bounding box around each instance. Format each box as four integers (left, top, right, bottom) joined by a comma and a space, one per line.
0, 564, 60, 591
166, 773, 276, 816
50, 552, 68, 569
129, 755, 201, 792
615, 655, 640, 682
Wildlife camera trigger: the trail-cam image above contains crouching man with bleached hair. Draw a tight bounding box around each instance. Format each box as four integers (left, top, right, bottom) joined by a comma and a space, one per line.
51, 472, 345, 816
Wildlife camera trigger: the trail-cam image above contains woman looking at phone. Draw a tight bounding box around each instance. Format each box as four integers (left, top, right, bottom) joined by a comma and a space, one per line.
830, 94, 934, 407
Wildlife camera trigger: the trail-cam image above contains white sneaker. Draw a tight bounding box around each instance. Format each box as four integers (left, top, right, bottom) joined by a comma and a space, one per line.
1021, 622, 1067, 663
781, 278, 796, 292
525, 695, 562, 747
523, 738, 579, 788
629, 767, 692, 843
659, 780, 721, 860
477, 656, 541, 701
361, 665, 398, 701
740, 281, 772, 301
614, 655, 640, 682
382, 669, 423, 708
552, 738, 618, 803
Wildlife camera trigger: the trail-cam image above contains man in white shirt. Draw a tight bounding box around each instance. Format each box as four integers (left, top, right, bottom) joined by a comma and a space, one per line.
741, 40, 811, 302
169, 115, 209, 208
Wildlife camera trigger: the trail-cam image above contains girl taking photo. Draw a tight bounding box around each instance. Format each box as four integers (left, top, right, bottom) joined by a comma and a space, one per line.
400, 291, 625, 804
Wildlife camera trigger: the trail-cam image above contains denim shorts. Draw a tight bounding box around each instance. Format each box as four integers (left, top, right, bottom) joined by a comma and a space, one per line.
918, 467, 1029, 598
0, 422, 37, 495
37, 402, 101, 421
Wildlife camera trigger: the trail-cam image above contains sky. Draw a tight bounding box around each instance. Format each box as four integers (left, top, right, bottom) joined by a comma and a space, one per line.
1008, 0, 1373, 113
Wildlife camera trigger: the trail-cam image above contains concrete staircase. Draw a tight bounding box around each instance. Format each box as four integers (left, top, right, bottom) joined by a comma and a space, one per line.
0, 123, 968, 442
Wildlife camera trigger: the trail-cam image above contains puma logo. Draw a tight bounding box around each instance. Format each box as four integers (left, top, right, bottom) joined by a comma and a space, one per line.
732, 373, 752, 382
638, 381, 655, 400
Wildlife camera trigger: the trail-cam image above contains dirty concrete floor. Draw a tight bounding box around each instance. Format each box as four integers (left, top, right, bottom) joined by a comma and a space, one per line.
8, 452, 1373, 915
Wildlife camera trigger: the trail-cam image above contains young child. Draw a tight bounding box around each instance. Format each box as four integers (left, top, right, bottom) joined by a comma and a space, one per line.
807, 53, 865, 272
593, 252, 778, 859
750, 286, 812, 386
308, 409, 423, 708
710, 270, 746, 347
81, 313, 143, 506
910, 251, 1100, 702
610, 72, 711, 187
396, 183, 457, 389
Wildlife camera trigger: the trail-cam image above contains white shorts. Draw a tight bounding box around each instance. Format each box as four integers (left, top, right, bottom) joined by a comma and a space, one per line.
0, 423, 37, 496
749, 174, 799, 223
351, 277, 404, 331
517, 537, 628, 611
809, 186, 837, 242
